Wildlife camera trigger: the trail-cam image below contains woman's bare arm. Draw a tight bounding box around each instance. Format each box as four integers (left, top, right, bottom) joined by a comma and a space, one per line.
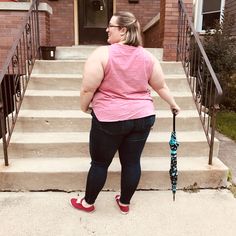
148, 55, 180, 114
80, 46, 108, 113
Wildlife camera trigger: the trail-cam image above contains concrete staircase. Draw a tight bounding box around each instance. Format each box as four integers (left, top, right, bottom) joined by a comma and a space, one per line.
0, 46, 228, 191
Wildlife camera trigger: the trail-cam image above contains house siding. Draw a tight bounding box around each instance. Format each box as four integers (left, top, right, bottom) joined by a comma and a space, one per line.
225, 0, 236, 36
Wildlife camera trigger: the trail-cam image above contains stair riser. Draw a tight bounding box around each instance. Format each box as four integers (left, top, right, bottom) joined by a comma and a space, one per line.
32, 61, 184, 75
15, 116, 203, 132
28, 77, 190, 92
161, 62, 185, 74
32, 61, 86, 74
27, 77, 82, 91
0, 169, 226, 191
21, 96, 196, 110
55, 47, 97, 60
55, 47, 163, 61
7, 141, 212, 158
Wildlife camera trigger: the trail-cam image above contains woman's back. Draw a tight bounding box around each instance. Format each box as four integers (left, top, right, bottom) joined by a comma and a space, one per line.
92, 43, 155, 121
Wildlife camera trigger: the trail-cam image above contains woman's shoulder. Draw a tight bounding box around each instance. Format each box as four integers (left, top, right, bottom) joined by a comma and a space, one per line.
92, 45, 109, 55
87, 46, 109, 62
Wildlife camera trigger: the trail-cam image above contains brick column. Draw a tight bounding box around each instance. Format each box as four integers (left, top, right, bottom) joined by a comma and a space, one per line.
0, 3, 51, 69
39, 11, 51, 46
159, 0, 192, 61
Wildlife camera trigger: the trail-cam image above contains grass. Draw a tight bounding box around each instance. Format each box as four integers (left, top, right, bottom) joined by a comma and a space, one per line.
216, 110, 236, 141
229, 184, 236, 198
227, 171, 236, 198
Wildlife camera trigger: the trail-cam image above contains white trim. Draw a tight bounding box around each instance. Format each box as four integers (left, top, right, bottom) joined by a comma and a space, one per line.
220, 0, 225, 24
0, 2, 52, 14
202, 10, 220, 15
142, 13, 160, 33
74, 0, 79, 45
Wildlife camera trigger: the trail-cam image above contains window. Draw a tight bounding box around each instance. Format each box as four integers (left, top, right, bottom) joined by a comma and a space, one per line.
202, 0, 221, 30
194, 0, 225, 32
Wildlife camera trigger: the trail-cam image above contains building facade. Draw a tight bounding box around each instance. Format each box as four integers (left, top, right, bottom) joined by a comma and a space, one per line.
1, 0, 235, 68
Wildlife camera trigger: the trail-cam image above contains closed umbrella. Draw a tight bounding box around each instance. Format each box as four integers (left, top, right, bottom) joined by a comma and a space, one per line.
169, 111, 179, 201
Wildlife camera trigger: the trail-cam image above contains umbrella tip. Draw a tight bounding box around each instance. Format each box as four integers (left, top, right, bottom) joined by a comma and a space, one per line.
173, 193, 176, 201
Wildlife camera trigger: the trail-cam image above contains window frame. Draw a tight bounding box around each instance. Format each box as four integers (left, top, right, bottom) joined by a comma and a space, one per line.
194, 0, 225, 33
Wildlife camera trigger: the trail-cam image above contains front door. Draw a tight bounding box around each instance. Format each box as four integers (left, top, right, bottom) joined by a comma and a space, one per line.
79, 0, 113, 44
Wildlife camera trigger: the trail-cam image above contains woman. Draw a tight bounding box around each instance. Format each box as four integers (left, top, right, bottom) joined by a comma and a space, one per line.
70, 11, 180, 214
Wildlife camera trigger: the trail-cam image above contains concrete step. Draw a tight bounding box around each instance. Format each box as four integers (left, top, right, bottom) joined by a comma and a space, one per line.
55, 46, 163, 61
15, 110, 203, 132
55, 46, 97, 60
28, 74, 82, 91
28, 73, 190, 92
32, 60, 86, 74
21, 90, 196, 110
0, 157, 228, 191
32, 60, 184, 75
5, 131, 218, 158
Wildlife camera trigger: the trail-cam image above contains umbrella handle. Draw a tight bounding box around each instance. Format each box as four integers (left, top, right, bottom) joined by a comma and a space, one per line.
172, 110, 177, 132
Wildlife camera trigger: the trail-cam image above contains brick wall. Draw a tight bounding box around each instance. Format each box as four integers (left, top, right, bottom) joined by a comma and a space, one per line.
143, 21, 161, 48
41, 0, 74, 46
160, 0, 193, 61
39, 10, 50, 46
0, 11, 25, 69
0, 8, 50, 70
116, 0, 160, 29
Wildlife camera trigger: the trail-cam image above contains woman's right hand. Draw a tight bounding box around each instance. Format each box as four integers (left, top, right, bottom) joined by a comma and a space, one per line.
170, 104, 180, 116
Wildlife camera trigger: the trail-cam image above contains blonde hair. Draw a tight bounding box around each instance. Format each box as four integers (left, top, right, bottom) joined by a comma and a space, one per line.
113, 11, 142, 47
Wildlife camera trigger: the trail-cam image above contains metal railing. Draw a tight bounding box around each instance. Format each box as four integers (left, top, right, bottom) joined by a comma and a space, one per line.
177, 0, 223, 164
0, 0, 40, 166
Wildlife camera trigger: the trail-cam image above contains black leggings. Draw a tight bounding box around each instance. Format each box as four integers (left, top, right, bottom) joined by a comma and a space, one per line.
84, 113, 155, 205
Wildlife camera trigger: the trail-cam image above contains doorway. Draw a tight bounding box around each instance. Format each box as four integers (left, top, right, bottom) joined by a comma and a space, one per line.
78, 0, 113, 44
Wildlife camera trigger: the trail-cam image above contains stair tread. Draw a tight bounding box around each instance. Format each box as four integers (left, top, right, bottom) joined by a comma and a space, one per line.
35, 59, 180, 63
31, 74, 83, 78
24, 90, 192, 97
30, 73, 186, 79
18, 109, 200, 118
1, 157, 227, 172
10, 131, 210, 143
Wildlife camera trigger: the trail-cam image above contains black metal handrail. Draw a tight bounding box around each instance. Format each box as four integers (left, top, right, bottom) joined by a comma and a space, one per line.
0, 0, 40, 166
177, 0, 223, 164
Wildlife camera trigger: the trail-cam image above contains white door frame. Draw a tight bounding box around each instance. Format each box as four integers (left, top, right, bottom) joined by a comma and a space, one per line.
73, 0, 115, 45
74, 0, 116, 45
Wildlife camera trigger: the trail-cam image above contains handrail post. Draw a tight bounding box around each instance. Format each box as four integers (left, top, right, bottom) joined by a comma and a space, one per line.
0, 102, 9, 166
208, 105, 219, 165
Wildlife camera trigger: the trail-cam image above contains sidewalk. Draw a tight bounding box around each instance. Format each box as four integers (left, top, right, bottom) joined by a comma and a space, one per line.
0, 190, 235, 236
216, 131, 236, 184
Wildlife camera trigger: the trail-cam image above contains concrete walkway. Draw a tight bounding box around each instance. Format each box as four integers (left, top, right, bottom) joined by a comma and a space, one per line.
216, 131, 236, 184
0, 190, 235, 236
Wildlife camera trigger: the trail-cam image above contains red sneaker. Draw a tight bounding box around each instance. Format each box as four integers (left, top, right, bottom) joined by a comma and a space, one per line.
115, 195, 129, 214
70, 197, 95, 213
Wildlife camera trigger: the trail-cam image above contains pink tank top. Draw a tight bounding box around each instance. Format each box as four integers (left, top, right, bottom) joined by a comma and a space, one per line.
92, 43, 155, 121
